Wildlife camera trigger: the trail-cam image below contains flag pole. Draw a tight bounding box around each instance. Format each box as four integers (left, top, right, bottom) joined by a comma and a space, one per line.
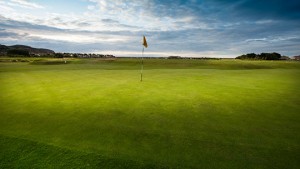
140, 47, 144, 82
141, 35, 147, 82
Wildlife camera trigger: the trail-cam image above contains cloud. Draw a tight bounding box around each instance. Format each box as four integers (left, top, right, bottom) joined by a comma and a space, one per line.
0, 20, 134, 44
245, 38, 267, 43
86, 0, 206, 31
87, 5, 95, 10
0, 2, 14, 12
101, 19, 119, 24
9, 0, 44, 9
0, 0, 299, 57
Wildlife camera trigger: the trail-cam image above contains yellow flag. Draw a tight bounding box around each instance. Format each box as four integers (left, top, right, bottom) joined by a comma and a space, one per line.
142, 35, 148, 48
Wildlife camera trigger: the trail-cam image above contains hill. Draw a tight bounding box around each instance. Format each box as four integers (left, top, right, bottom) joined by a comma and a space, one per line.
0, 44, 55, 56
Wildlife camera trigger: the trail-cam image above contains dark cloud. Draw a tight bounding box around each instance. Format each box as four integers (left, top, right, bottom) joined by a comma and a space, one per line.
204, 0, 300, 21
235, 0, 300, 20
102, 18, 119, 24
101, 18, 140, 29
0, 30, 19, 37
70, 21, 91, 27
151, 0, 300, 23
0, 15, 62, 32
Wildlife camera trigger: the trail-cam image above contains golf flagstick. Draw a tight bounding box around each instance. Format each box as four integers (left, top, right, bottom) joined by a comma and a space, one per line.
141, 36, 148, 82
141, 47, 144, 82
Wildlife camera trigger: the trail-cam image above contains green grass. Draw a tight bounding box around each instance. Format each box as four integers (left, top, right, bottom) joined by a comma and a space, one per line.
0, 58, 300, 168
0, 135, 166, 169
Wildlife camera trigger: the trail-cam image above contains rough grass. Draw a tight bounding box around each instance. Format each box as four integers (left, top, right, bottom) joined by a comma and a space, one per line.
0, 58, 300, 168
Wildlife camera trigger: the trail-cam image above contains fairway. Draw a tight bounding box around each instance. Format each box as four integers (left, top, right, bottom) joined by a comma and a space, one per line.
0, 58, 300, 169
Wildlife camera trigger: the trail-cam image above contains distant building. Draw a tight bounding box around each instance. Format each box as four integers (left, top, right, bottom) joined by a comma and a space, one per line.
294, 56, 300, 60
279, 56, 291, 60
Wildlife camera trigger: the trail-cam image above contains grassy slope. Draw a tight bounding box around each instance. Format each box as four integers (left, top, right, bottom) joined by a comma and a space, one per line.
0, 58, 300, 168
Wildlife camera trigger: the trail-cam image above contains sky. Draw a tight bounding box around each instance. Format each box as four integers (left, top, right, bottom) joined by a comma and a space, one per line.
0, 0, 300, 58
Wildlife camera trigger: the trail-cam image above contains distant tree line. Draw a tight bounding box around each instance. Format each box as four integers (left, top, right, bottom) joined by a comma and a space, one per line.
53, 53, 115, 58
5, 51, 115, 58
236, 52, 289, 60
166, 56, 220, 60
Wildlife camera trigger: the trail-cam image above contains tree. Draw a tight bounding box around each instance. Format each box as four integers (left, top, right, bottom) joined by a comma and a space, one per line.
7, 49, 30, 56
236, 52, 282, 60
54, 53, 64, 58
